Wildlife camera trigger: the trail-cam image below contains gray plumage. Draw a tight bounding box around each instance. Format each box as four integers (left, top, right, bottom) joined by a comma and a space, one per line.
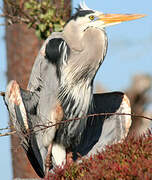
4, 3, 145, 178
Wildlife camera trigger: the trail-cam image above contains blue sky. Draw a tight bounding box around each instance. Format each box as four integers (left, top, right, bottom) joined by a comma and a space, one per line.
0, 1, 12, 180
0, 0, 152, 179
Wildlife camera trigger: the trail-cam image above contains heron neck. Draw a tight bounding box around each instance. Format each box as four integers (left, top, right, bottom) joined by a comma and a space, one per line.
63, 21, 84, 51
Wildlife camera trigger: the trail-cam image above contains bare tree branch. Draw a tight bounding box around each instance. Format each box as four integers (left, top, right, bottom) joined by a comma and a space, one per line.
0, 126, 10, 131
0, 131, 16, 137
0, 112, 152, 137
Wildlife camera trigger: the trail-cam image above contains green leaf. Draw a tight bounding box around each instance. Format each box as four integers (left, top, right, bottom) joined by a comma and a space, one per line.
38, 24, 46, 32
45, 30, 51, 38
24, 2, 32, 9
47, 9, 54, 17
53, 23, 62, 32
27, 22, 33, 28
35, 29, 41, 39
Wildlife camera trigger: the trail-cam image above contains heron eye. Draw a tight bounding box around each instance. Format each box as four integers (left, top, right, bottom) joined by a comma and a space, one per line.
89, 15, 95, 20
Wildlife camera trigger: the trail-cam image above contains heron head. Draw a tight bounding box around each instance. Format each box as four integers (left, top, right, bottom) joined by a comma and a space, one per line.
65, 2, 146, 32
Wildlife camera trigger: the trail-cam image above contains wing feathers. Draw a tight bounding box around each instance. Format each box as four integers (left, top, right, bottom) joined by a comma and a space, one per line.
4, 80, 45, 177
73, 92, 132, 159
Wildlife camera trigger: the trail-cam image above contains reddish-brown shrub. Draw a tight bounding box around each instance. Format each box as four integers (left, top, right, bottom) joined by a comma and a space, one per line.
49, 131, 152, 179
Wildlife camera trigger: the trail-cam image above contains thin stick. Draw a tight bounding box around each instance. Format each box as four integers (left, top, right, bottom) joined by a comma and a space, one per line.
0, 127, 10, 131
0, 112, 152, 137
0, 131, 16, 137
30, 112, 152, 135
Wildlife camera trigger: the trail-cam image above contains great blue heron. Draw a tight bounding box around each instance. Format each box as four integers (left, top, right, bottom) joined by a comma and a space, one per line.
3, 3, 145, 178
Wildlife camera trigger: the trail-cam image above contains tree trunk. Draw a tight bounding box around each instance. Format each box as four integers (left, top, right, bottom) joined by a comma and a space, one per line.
6, 23, 42, 179
5, 0, 71, 178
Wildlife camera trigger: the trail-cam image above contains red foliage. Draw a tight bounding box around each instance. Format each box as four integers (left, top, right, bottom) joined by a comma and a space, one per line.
49, 131, 152, 179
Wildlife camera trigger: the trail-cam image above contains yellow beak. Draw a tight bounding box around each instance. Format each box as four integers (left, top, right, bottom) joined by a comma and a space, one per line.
98, 14, 146, 25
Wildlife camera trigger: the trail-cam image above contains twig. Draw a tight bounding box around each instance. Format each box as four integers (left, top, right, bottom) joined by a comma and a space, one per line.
0, 14, 5, 18
2, 1, 37, 29
36, 112, 152, 129
0, 127, 10, 131
0, 131, 16, 137
0, 112, 152, 137
30, 112, 152, 135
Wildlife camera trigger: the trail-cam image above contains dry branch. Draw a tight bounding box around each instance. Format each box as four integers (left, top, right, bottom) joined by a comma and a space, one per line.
0, 112, 152, 137
0, 130, 16, 137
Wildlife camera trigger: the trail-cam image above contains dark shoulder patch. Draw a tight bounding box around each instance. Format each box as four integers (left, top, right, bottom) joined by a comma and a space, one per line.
45, 38, 70, 78
45, 38, 64, 65
45, 38, 70, 65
